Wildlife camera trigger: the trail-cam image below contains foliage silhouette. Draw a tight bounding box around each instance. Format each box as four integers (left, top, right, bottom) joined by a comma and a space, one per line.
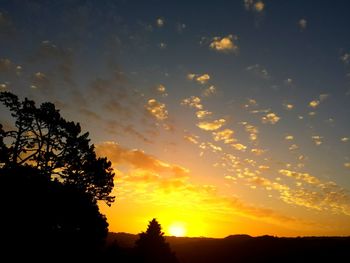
134, 218, 178, 263
0, 165, 108, 259
0, 92, 115, 259
0, 91, 114, 205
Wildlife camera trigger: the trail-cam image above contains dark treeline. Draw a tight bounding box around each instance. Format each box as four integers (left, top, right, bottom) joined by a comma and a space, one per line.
109, 233, 350, 263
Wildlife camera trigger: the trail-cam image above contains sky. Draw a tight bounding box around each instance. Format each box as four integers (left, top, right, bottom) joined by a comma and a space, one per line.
0, 0, 350, 237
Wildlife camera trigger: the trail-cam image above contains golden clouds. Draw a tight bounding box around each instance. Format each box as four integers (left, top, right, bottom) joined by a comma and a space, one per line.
145, 99, 168, 120
283, 103, 294, 110
187, 73, 211, 84
285, 135, 294, 140
309, 94, 329, 108
344, 163, 350, 168
197, 119, 226, 131
261, 112, 280, 124
196, 74, 210, 84
213, 129, 235, 144
244, 0, 265, 12
209, 35, 238, 53
96, 142, 189, 177
181, 96, 203, 109
196, 110, 212, 119
232, 143, 247, 151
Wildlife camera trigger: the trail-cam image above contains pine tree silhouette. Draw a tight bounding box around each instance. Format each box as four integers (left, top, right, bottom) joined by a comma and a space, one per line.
134, 218, 178, 263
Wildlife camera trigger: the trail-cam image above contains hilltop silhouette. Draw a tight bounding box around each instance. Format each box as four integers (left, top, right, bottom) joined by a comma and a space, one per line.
107, 232, 350, 263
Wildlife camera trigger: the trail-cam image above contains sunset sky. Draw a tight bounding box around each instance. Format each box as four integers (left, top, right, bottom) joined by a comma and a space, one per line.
1, 0, 350, 237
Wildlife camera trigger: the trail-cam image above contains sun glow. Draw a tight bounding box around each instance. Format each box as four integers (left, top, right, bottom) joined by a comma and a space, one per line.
169, 223, 186, 237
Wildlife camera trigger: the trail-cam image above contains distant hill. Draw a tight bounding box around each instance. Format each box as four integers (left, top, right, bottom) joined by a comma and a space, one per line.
108, 232, 350, 263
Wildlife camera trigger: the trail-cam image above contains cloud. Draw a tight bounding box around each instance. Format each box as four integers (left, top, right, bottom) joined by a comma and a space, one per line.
283, 103, 294, 110
209, 35, 238, 53
197, 119, 226, 131
196, 110, 212, 119
309, 94, 329, 108
341, 137, 349, 143
298, 19, 307, 31
340, 52, 350, 64
97, 141, 310, 226
244, 124, 259, 142
196, 74, 210, 84
213, 129, 236, 144
232, 143, 247, 152
289, 144, 299, 151
246, 64, 270, 79
184, 134, 200, 145
344, 163, 350, 169
181, 96, 203, 109
31, 71, 50, 90
96, 142, 188, 176
155, 84, 167, 96
156, 17, 164, 27
244, 0, 265, 12
145, 99, 168, 121
261, 112, 280, 124
202, 85, 217, 97
311, 135, 323, 146
187, 73, 211, 84
158, 42, 167, 49
285, 135, 294, 140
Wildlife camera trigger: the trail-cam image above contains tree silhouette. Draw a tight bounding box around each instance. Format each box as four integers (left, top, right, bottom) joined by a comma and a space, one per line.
134, 218, 178, 263
0, 91, 114, 205
0, 165, 108, 259
0, 92, 116, 259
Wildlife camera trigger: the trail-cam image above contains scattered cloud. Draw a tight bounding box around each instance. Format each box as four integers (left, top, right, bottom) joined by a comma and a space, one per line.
202, 85, 217, 97
244, 0, 265, 12
232, 143, 247, 152
246, 64, 270, 79
344, 163, 350, 169
196, 110, 212, 119
213, 129, 236, 144
158, 42, 167, 49
341, 137, 349, 143
181, 96, 203, 109
209, 35, 238, 53
285, 135, 294, 140
311, 135, 323, 146
187, 73, 211, 84
261, 112, 280, 124
156, 84, 167, 96
309, 94, 329, 108
196, 74, 210, 84
298, 19, 307, 31
145, 99, 168, 120
184, 134, 200, 145
197, 119, 226, 131
340, 52, 350, 64
283, 103, 294, 110
156, 17, 165, 27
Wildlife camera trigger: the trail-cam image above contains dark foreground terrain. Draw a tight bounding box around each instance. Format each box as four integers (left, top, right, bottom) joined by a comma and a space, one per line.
108, 232, 350, 263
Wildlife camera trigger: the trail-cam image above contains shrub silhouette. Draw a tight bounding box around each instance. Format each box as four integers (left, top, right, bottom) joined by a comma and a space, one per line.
134, 218, 178, 263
